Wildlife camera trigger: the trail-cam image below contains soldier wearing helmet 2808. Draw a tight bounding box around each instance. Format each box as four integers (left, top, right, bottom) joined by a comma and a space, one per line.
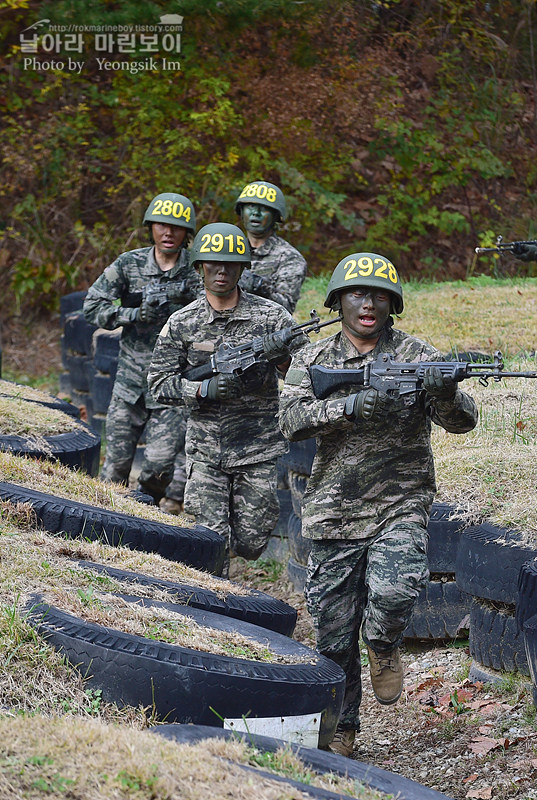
279, 252, 478, 758
83, 192, 200, 505
235, 180, 307, 313
148, 223, 307, 574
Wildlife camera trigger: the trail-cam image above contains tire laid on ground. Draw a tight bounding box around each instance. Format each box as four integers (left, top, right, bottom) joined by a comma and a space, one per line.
0, 423, 101, 476
26, 593, 345, 748
76, 560, 297, 636
404, 579, 471, 640
469, 598, 529, 675
0, 380, 80, 419
517, 558, 537, 632
153, 724, 452, 800
456, 524, 537, 604
456, 525, 536, 676
0, 482, 225, 573
523, 613, 537, 708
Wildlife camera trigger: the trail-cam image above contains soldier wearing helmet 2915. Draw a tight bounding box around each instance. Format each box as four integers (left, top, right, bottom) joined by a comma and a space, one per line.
279, 252, 478, 758
235, 180, 307, 313
147, 222, 307, 574
83, 192, 199, 505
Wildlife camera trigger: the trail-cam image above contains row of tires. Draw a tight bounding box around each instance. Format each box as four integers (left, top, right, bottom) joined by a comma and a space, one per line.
285, 437, 537, 701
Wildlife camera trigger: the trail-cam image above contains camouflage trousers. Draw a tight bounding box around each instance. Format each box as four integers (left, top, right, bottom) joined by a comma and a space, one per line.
183, 458, 280, 570
306, 520, 429, 731
102, 394, 186, 504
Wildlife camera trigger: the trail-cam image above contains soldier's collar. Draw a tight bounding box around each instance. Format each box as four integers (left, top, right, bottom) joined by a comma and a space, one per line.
249, 231, 277, 255
203, 291, 251, 322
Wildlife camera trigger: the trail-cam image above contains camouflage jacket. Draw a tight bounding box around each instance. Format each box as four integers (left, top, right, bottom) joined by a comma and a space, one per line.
147, 291, 306, 468
239, 232, 307, 312
279, 327, 478, 540
83, 246, 200, 408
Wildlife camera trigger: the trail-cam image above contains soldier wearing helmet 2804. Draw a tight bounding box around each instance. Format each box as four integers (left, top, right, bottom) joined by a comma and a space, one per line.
148, 223, 307, 574
279, 252, 478, 757
235, 180, 307, 313
83, 192, 200, 505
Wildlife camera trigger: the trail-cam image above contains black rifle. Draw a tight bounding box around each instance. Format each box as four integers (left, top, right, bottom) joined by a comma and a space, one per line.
310, 351, 537, 401
123, 278, 190, 309
183, 310, 342, 382
474, 235, 537, 255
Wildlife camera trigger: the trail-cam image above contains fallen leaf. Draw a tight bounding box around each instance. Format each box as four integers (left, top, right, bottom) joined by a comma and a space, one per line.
463, 774, 479, 784
466, 787, 493, 799
468, 737, 503, 755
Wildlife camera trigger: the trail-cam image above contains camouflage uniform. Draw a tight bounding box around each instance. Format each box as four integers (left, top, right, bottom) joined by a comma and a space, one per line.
239, 232, 307, 313
279, 325, 478, 730
83, 246, 199, 502
147, 290, 305, 562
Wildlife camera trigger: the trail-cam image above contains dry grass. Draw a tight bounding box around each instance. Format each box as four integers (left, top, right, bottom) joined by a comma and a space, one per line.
0, 715, 387, 800
0, 378, 72, 406
0, 450, 195, 527
0, 396, 82, 437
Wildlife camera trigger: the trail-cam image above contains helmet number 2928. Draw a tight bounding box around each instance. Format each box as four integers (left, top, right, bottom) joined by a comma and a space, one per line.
199, 232, 246, 255
344, 256, 398, 284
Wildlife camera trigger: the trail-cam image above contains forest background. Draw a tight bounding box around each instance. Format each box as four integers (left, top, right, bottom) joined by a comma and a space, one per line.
2, 0, 537, 325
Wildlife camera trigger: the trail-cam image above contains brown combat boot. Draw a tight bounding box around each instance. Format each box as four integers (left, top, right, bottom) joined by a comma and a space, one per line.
328, 726, 356, 758
159, 497, 184, 515
367, 645, 403, 705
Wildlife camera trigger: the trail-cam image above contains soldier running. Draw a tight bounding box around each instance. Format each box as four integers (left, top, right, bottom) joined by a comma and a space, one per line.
279, 251, 478, 757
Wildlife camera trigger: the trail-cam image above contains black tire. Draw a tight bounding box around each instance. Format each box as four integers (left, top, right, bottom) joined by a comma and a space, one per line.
523, 613, 537, 707
153, 724, 452, 800
285, 438, 316, 476
63, 311, 97, 356
0, 380, 80, 419
427, 503, 465, 573
60, 290, 87, 326
92, 329, 120, 376
0, 482, 225, 573
90, 373, 114, 414
517, 558, 537, 632
288, 469, 308, 518
287, 555, 307, 594
287, 509, 311, 566
26, 593, 345, 748
456, 524, 537, 604
0, 423, 101, 476
404, 580, 471, 640
469, 598, 529, 675
63, 353, 92, 392
75, 559, 297, 636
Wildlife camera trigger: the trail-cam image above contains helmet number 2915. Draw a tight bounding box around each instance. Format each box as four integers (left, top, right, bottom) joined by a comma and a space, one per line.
199, 232, 246, 255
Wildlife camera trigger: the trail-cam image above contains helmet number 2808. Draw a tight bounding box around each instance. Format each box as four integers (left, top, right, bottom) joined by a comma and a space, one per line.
344, 256, 398, 284
238, 183, 277, 203
199, 232, 246, 255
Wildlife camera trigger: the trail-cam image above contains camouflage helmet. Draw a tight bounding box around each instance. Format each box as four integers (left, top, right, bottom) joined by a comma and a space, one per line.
324, 252, 404, 314
190, 223, 251, 267
143, 192, 196, 233
235, 180, 287, 222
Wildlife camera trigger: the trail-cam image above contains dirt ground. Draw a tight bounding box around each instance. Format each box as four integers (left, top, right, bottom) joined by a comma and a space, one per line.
3, 317, 537, 800
230, 559, 537, 800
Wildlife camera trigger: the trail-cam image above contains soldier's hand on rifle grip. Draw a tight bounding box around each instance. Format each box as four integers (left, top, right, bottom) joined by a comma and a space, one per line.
512, 243, 537, 262
344, 388, 385, 421
166, 280, 189, 303
262, 330, 292, 364
199, 373, 243, 401
423, 367, 457, 400
138, 296, 161, 324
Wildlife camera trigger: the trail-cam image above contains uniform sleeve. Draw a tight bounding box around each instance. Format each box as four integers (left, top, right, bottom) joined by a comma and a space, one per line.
83, 261, 139, 329
278, 350, 355, 442
265, 248, 307, 313
147, 319, 200, 408
428, 390, 479, 433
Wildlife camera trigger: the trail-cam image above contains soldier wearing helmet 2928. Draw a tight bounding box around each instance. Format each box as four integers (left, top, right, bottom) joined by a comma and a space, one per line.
83, 192, 199, 505
279, 252, 478, 758
235, 180, 307, 313
147, 223, 307, 574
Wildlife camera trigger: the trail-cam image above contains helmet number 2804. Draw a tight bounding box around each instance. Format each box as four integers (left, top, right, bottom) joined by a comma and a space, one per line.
344, 256, 398, 284
152, 199, 192, 222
